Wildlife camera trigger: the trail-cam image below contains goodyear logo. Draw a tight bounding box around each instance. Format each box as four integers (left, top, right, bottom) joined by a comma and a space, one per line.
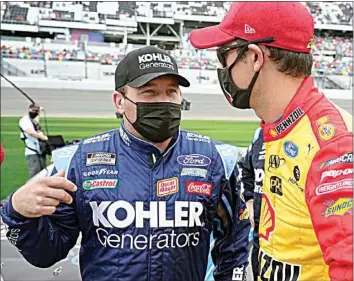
323, 198, 353, 217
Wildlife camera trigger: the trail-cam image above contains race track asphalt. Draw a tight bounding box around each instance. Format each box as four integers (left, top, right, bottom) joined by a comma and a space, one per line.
2, 88, 352, 119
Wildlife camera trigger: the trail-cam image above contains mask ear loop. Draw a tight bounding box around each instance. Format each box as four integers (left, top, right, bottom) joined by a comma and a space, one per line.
122, 94, 136, 126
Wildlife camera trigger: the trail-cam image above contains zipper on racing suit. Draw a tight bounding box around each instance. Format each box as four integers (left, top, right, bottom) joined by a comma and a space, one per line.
147, 153, 157, 281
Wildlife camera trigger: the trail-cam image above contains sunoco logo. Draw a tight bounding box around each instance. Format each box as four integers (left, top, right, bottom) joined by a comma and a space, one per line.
90, 201, 204, 250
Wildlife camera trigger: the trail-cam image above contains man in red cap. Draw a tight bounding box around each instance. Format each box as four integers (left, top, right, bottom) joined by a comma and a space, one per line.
190, 2, 353, 281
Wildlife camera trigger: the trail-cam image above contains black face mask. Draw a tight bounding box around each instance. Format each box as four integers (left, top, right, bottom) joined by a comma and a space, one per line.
124, 96, 181, 143
217, 47, 260, 109
29, 112, 39, 119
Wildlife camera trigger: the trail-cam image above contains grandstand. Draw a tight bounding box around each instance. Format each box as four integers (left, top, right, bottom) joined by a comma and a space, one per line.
0, 1, 352, 90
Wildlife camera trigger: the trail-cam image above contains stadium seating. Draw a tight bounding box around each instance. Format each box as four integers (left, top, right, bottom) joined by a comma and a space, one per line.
1, 38, 352, 76
0, 2, 352, 77
2, 2, 352, 25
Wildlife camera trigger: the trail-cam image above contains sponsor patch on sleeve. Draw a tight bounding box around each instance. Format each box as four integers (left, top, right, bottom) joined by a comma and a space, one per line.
316, 179, 353, 195
322, 198, 353, 217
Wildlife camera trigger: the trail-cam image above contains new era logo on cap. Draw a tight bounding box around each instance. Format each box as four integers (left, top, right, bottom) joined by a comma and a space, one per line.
244, 24, 256, 34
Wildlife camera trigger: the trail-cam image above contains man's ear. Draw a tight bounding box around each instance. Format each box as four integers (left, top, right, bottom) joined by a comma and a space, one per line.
248, 44, 264, 72
112, 91, 125, 115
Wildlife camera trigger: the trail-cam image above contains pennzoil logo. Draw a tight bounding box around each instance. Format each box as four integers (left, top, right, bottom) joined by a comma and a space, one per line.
275, 107, 304, 135
259, 194, 275, 241
322, 198, 353, 217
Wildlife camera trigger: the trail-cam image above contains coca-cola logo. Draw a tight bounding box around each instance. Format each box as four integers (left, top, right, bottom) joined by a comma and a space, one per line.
186, 181, 212, 197
177, 154, 211, 167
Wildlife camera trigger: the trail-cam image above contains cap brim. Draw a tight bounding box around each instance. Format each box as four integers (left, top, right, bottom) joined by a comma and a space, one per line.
190, 25, 235, 49
128, 72, 190, 88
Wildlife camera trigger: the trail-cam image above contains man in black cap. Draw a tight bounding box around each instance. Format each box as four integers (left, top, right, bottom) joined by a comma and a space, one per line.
3, 46, 250, 281
19, 103, 48, 178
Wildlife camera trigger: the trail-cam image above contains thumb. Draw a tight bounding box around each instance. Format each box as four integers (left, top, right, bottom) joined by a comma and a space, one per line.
53, 170, 65, 177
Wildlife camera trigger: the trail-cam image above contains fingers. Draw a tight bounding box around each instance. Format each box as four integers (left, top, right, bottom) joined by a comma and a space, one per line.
42, 188, 73, 204
37, 206, 56, 216
41, 197, 60, 207
42, 175, 77, 192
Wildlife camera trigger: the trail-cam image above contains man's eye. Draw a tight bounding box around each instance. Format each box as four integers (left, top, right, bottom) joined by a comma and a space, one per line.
167, 89, 178, 95
142, 89, 155, 94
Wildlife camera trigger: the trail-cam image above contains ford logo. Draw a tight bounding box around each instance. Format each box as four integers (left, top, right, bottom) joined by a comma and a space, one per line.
284, 141, 299, 158
177, 154, 211, 167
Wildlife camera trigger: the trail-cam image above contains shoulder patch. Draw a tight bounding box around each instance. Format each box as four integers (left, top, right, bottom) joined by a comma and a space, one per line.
252, 128, 262, 143
52, 145, 79, 177
215, 144, 239, 179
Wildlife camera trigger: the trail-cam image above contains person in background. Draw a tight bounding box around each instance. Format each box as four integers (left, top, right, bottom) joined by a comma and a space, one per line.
237, 127, 265, 281
19, 103, 48, 178
190, 2, 353, 280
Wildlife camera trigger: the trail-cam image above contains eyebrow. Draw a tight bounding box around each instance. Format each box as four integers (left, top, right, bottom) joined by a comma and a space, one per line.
141, 82, 179, 89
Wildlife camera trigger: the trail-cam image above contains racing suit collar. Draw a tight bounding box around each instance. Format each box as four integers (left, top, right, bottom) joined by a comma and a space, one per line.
119, 122, 180, 155
261, 76, 322, 142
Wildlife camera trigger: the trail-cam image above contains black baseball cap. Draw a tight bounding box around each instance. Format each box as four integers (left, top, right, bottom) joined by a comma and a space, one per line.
115, 46, 190, 90
29, 103, 40, 111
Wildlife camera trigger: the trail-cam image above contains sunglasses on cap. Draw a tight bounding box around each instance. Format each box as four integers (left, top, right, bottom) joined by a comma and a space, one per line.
216, 37, 275, 68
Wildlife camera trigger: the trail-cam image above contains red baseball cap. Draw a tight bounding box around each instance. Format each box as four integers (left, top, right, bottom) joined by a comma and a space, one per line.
190, 2, 314, 53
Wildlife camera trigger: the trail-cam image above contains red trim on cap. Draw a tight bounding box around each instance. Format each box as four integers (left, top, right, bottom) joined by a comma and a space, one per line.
190, 25, 235, 49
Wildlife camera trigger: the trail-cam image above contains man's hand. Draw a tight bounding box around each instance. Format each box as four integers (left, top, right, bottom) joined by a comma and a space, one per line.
11, 170, 77, 218
246, 199, 255, 228
41, 135, 48, 141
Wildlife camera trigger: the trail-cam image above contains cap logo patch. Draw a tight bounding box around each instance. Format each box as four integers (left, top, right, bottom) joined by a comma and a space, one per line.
307, 37, 315, 49
138, 53, 175, 70
244, 24, 256, 34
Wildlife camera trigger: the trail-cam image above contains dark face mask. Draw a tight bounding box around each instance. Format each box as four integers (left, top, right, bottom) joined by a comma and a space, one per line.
124, 96, 181, 143
217, 47, 259, 109
29, 112, 39, 119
